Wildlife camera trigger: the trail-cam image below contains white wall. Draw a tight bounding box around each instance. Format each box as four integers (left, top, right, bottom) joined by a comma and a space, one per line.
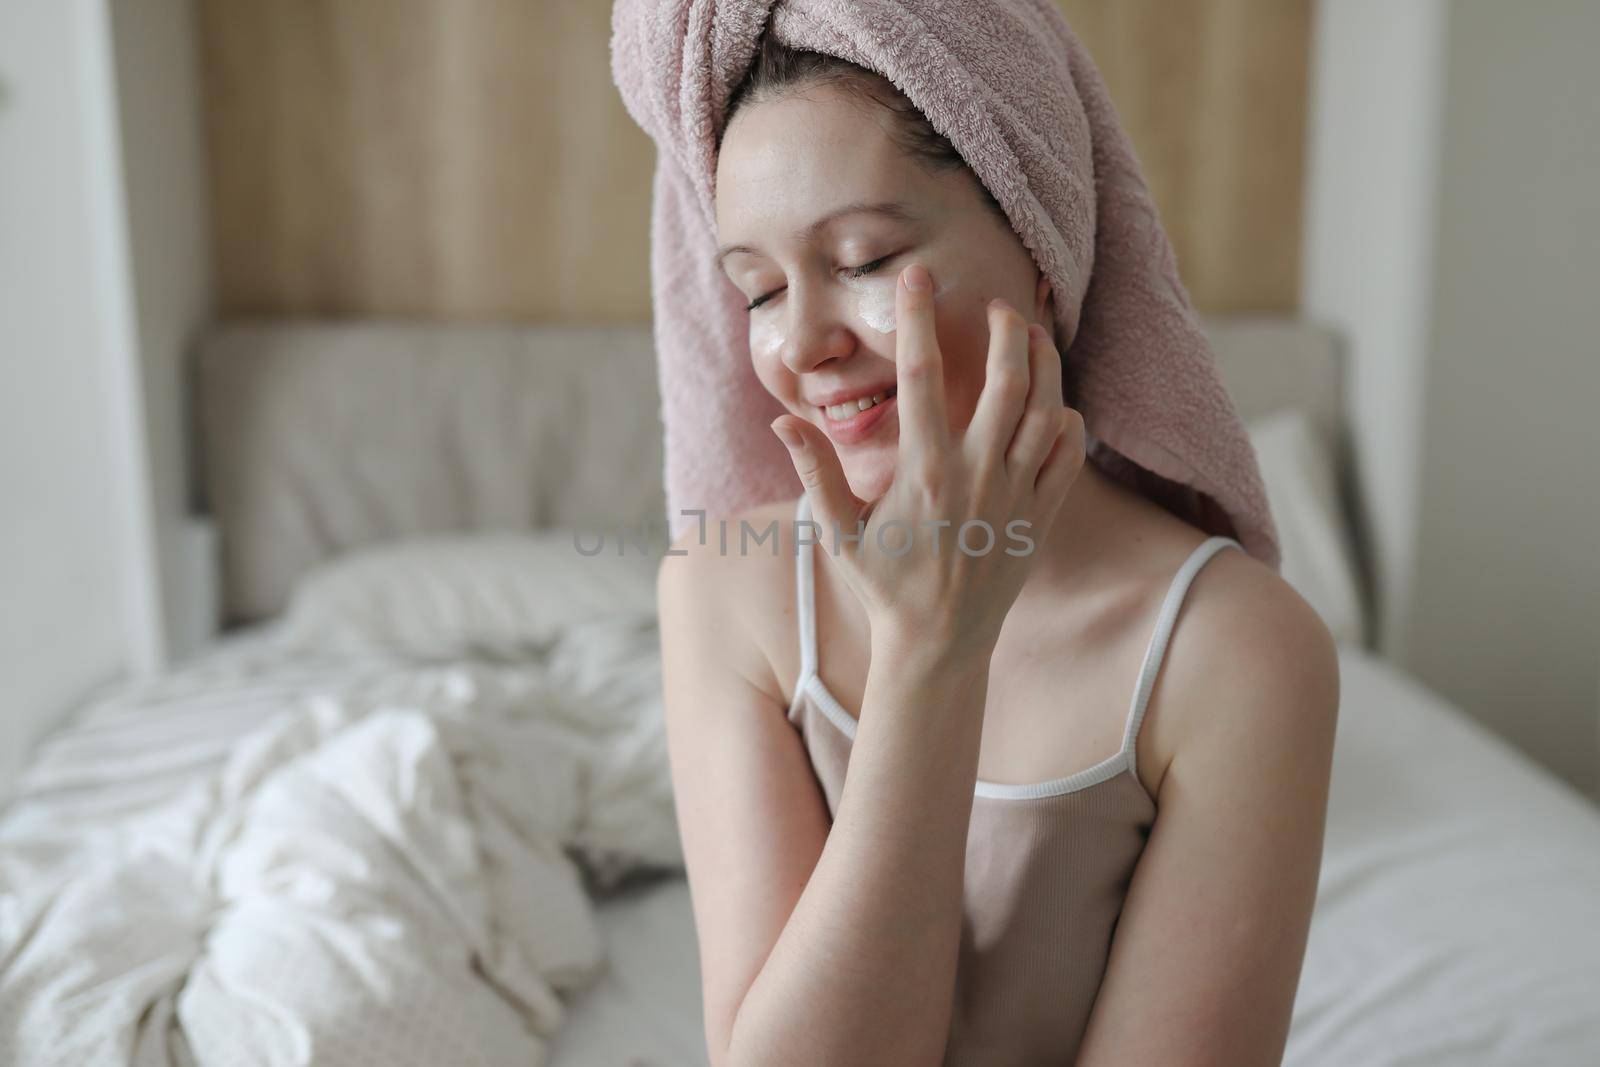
1304, 0, 1600, 800
0, 0, 212, 795
107, 0, 217, 660
1404, 0, 1600, 799
1301, 0, 1448, 660
0, 0, 136, 789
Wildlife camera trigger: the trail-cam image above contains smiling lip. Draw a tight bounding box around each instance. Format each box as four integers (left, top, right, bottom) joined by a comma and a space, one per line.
819, 391, 897, 445
808, 382, 898, 408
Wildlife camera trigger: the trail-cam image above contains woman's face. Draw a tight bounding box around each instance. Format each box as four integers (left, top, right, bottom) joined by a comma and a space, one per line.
715, 81, 1054, 503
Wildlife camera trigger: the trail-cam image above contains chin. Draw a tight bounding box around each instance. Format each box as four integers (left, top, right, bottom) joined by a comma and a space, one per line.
842, 460, 895, 505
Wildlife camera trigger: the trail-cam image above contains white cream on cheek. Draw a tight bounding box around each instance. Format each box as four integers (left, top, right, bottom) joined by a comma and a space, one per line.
749, 314, 785, 362
746, 274, 955, 363
841, 273, 951, 335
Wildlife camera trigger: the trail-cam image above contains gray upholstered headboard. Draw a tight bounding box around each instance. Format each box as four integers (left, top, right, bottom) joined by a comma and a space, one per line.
196, 316, 1344, 624
198, 321, 668, 623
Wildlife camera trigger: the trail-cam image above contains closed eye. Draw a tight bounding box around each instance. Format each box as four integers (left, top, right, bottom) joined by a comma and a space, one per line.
746, 254, 895, 311
843, 254, 893, 279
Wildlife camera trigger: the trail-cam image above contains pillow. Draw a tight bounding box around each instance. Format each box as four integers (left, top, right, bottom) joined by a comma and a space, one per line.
282, 529, 661, 659
1246, 409, 1368, 647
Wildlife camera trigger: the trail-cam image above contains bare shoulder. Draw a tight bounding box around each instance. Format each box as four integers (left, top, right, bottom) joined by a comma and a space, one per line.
1074, 538, 1341, 1065
657, 495, 805, 706
1151, 541, 1342, 792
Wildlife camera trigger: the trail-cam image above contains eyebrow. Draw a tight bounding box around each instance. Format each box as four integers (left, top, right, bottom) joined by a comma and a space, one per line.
713, 200, 922, 269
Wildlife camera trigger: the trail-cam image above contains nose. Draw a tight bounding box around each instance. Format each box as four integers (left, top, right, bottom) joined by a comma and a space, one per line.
780, 284, 856, 375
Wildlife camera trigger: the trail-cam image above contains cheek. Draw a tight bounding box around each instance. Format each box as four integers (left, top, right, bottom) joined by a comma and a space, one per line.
841, 274, 956, 336
749, 315, 791, 394
841, 275, 898, 335
932, 300, 994, 411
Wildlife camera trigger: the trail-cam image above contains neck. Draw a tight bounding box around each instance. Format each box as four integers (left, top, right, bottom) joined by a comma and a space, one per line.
1014, 455, 1141, 592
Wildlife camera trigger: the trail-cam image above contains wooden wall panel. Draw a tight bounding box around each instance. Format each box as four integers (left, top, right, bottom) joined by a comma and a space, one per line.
199, 0, 658, 320
199, 0, 1310, 320
1057, 0, 1313, 312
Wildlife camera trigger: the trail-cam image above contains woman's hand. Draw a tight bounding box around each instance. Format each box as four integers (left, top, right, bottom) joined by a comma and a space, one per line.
770, 262, 1087, 663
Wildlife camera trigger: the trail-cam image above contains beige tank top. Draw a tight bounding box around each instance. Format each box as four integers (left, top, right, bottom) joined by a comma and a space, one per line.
784, 493, 1241, 1065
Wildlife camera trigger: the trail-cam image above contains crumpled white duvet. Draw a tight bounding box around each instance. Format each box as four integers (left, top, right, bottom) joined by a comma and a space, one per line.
0, 614, 680, 1066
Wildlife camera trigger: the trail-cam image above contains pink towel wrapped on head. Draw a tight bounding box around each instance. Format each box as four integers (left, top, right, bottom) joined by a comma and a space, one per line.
610, 0, 1281, 570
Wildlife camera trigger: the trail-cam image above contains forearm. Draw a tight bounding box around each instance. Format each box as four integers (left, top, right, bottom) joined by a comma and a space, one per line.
725, 634, 990, 1067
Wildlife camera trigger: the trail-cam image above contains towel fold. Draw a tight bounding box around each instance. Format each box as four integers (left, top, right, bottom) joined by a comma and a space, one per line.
611, 0, 1280, 570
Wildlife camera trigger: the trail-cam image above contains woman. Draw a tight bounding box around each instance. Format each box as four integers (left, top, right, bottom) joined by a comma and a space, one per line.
629, 9, 1339, 1067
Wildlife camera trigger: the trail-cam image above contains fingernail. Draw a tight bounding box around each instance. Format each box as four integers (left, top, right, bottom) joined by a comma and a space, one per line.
989, 298, 1012, 313
771, 421, 803, 451
1028, 323, 1049, 342
901, 264, 931, 292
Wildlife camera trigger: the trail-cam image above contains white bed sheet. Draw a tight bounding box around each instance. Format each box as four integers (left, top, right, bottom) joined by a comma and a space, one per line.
1289, 646, 1600, 1065
0, 618, 680, 1065
548, 875, 708, 1067
4, 632, 1597, 1065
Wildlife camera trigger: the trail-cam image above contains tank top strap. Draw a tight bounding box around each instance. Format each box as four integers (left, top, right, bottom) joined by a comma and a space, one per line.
791, 489, 1242, 780
790, 494, 820, 716
1119, 534, 1243, 782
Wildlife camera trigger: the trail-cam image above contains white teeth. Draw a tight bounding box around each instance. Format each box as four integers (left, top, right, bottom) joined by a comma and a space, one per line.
824, 391, 890, 421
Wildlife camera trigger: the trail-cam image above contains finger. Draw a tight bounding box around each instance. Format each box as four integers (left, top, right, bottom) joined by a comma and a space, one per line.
962, 299, 1032, 469
893, 263, 950, 473
1004, 323, 1067, 480
1034, 406, 1087, 509
771, 416, 865, 540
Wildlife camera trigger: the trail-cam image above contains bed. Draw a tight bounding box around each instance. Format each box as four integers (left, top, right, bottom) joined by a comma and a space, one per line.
2, 319, 1597, 1065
